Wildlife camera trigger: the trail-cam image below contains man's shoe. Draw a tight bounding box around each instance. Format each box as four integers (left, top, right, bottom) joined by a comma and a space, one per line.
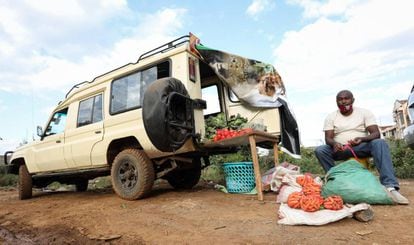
387, 187, 409, 205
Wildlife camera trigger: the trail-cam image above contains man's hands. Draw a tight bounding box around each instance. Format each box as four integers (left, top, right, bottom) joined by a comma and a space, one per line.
325, 130, 364, 152
333, 137, 362, 152
348, 137, 363, 146
333, 142, 344, 152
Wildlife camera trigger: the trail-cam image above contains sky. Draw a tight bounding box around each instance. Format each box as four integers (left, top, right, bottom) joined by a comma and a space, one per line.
1, 0, 414, 153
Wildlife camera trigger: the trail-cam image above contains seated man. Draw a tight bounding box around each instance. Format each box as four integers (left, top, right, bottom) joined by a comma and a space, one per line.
315, 90, 409, 204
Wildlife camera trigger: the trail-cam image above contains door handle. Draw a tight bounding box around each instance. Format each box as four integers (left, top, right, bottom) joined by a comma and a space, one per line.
95, 130, 102, 134
56, 140, 61, 143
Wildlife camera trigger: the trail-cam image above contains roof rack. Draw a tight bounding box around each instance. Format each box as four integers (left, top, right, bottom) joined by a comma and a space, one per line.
65, 35, 190, 99
137, 35, 190, 63
65, 81, 90, 98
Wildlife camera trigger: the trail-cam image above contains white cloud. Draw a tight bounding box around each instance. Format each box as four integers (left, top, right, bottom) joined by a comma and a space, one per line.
246, 0, 274, 19
275, 0, 414, 146
288, 0, 360, 19
0, 2, 187, 143
0, 4, 187, 94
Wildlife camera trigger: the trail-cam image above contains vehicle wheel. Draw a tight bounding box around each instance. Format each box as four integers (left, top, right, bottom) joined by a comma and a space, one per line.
142, 77, 193, 152
111, 149, 155, 200
75, 179, 89, 192
167, 158, 201, 189
18, 165, 32, 200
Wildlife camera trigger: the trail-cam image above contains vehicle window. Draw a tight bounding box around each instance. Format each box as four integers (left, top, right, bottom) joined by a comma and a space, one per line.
110, 61, 170, 114
77, 94, 103, 127
228, 88, 240, 102
202, 84, 221, 115
92, 94, 103, 123
44, 108, 68, 136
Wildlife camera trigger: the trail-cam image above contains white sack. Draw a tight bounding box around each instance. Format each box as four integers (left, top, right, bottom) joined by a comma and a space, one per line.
278, 203, 371, 226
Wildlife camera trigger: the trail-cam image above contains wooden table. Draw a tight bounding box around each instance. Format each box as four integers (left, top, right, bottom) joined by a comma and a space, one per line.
203, 130, 280, 201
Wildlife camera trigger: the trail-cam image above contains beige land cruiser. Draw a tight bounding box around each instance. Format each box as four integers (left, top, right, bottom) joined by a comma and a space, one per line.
5, 33, 299, 200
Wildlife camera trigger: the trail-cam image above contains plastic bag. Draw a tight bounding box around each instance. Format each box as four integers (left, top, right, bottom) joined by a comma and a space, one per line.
261, 162, 301, 192
322, 160, 393, 205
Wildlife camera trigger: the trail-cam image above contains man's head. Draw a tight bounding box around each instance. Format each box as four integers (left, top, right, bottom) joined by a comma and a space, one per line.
336, 90, 354, 115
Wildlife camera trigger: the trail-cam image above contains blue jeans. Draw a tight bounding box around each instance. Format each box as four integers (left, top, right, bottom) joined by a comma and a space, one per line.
314, 139, 399, 189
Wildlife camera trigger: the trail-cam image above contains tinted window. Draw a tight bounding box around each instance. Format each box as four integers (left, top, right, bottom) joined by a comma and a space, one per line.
111, 73, 141, 113
92, 94, 103, 123
110, 61, 170, 114
77, 94, 103, 127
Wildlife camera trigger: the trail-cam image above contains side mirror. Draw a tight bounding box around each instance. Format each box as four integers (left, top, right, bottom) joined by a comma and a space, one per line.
37, 126, 43, 137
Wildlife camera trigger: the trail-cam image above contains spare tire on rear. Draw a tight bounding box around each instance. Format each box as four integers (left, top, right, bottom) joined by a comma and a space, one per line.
142, 77, 194, 152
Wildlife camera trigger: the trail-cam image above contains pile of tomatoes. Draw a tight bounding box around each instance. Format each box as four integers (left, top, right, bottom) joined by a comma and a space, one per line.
212, 128, 253, 142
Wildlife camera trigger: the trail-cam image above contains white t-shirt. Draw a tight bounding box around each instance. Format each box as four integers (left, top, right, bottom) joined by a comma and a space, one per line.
323, 107, 377, 145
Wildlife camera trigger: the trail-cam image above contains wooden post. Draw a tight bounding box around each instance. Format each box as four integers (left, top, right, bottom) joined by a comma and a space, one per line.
273, 143, 279, 167
249, 135, 263, 201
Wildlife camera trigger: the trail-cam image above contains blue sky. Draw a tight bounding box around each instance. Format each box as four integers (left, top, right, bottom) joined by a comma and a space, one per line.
1, 0, 414, 153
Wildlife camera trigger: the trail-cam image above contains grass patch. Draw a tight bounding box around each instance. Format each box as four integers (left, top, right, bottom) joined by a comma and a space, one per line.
0, 174, 18, 186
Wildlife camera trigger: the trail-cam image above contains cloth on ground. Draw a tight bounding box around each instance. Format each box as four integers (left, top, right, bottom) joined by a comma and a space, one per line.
278, 203, 371, 225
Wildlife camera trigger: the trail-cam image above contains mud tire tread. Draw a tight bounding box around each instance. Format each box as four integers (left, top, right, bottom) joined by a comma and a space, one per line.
18, 165, 32, 200
111, 149, 155, 200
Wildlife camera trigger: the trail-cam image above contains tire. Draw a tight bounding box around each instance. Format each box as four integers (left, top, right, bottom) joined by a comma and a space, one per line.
111, 149, 155, 200
75, 179, 89, 192
18, 165, 32, 200
167, 158, 201, 189
142, 77, 193, 152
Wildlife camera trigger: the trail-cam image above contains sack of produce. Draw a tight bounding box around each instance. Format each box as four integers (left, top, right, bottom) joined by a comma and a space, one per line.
322, 160, 393, 205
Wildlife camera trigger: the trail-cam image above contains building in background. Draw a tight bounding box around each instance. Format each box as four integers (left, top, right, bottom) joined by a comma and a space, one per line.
380, 125, 397, 139
392, 99, 411, 139
380, 95, 412, 140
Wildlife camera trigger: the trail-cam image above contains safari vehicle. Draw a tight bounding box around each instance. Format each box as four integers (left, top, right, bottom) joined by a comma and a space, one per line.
403, 84, 414, 149
5, 33, 299, 200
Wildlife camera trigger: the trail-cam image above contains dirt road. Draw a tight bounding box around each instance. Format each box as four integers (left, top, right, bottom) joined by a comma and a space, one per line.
0, 179, 413, 244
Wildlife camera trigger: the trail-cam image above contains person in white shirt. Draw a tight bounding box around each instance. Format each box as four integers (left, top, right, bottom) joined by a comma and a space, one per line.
315, 90, 409, 204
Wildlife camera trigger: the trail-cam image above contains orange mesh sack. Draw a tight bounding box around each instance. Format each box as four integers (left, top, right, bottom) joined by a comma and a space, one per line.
300, 195, 322, 212
302, 182, 321, 196
323, 195, 344, 210
296, 174, 314, 187
309, 194, 324, 206
287, 191, 303, 209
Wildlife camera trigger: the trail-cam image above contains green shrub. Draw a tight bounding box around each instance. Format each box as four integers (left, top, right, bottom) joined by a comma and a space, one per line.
46, 181, 71, 190
201, 164, 225, 184
0, 165, 18, 186
0, 165, 7, 175
278, 147, 324, 175
90, 176, 112, 189
0, 174, 18, 186
388, 139, 414, 178
201, 146, 324, 183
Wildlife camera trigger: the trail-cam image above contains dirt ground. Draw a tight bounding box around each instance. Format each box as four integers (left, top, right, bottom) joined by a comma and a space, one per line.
0, 179, 413, 245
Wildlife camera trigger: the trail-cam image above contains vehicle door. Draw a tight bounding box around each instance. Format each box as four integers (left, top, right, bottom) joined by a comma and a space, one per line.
201, 79, 280, 135
225, 88, 280, 134
33, 108, 69, 171
64, 93, 104, 167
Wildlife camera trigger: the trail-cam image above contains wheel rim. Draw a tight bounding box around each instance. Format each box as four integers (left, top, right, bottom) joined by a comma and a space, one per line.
118, 160, 138, 190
